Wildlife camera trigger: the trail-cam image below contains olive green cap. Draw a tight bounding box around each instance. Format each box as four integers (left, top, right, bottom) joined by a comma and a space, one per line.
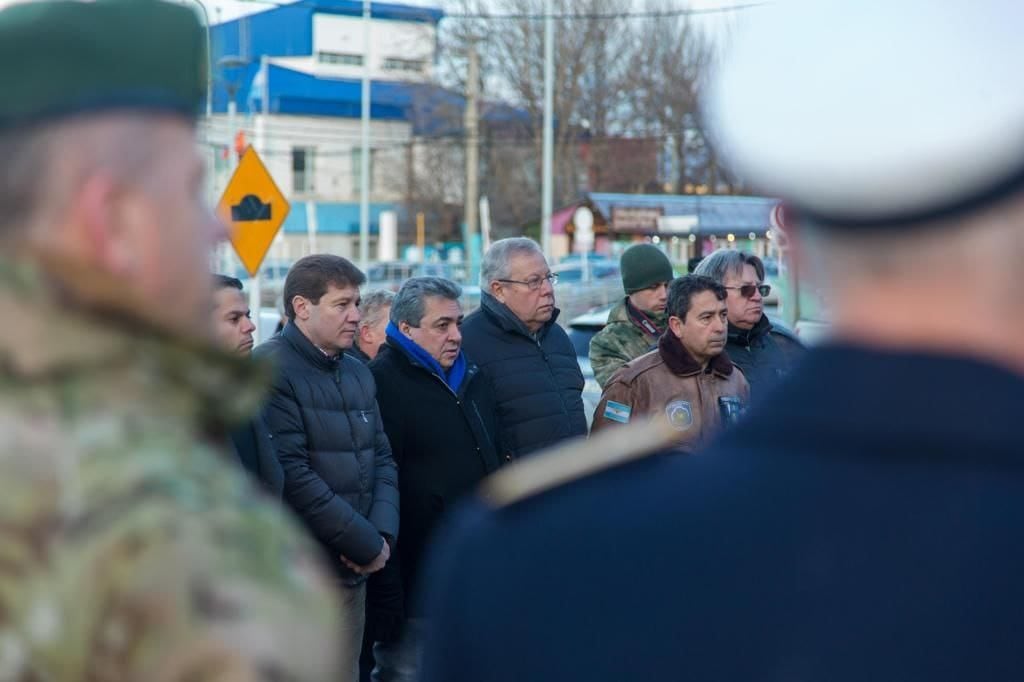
0, 0, 207, 130
620, 244, 674, 294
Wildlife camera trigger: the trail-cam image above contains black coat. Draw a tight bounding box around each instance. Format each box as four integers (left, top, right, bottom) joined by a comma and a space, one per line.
726, 314, 804, 397
229, 415, 285, 498
368, 340, 503, 617
256, 323, 399, 585
460, 293, 587, 457
419, 346, 1024, 682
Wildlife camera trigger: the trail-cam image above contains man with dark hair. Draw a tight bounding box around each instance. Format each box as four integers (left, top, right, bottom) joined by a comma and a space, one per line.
367, 276, 503, 681
592, 275, 749, 450
211, 274, 284, 497
256, 253, 399, 682
694, 248, 803, 393
0, 0, 342, 678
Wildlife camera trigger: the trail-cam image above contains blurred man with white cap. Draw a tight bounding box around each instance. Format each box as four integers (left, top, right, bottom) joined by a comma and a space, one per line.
415, 2, 1024, 681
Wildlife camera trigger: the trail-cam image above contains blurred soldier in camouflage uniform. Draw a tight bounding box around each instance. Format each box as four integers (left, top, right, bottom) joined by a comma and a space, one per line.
589, 244, 675, 387
0, 0, 341, 679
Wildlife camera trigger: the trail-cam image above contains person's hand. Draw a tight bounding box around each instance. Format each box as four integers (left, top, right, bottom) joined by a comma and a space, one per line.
340, 538, 390, 575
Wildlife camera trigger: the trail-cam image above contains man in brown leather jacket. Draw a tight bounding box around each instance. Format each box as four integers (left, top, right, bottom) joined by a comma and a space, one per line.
592, 275, 750, 451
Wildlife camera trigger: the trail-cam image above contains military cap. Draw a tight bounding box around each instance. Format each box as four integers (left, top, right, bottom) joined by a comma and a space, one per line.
703, 0, 1024, 229
0, 0, 207, 130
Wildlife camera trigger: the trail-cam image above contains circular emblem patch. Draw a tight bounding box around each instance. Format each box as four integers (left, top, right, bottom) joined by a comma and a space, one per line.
665, 400, 694, 431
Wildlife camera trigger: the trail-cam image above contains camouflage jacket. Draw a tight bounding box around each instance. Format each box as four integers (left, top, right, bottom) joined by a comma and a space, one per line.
589, 299, 667, 388
0, 258, 341, 681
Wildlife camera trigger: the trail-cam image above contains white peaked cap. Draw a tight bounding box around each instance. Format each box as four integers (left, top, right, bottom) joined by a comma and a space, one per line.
703, 0, 1024, 227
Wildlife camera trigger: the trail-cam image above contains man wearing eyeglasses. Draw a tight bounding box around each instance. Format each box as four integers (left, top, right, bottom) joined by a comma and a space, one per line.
694, 249, 803, 394
460, 237, 587, 458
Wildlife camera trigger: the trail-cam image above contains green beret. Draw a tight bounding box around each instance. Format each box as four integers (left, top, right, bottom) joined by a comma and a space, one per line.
0, 0, 207, 130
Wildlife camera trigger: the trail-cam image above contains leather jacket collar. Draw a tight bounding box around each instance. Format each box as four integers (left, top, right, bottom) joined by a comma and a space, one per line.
658, 331, 734, 377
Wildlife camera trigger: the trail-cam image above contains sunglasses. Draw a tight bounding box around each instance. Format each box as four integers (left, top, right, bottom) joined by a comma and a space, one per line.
724, 284, 771, 299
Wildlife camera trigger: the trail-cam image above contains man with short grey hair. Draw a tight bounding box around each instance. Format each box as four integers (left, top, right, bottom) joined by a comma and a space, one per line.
368, 276, 503, 681
461, 237, 587, 457
694, 248, 803, 394
350, 289, 395, 363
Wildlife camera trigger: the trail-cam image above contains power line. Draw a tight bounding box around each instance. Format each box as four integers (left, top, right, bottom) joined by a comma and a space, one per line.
227, 0, 766, 21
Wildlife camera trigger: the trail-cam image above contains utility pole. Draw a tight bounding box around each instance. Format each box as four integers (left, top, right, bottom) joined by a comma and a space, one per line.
359, 0, 372, 271
463, 41, 480, 281
250, 53, 268, 341
541, 0, 554, 260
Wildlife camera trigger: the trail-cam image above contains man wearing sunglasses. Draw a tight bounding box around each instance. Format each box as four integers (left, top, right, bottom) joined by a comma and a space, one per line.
694, 249, 803, 394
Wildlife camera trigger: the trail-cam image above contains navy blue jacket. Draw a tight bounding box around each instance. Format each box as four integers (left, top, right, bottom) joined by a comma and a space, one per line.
230, 415, 285, 498
256, 323, 399, 585
726, 314, 804, 396
368, 340, 503, 618
419, 345, 1024, 681
460, 293, 587, 457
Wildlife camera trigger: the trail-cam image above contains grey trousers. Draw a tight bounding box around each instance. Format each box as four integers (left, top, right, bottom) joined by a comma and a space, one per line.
339, 583, 368, 682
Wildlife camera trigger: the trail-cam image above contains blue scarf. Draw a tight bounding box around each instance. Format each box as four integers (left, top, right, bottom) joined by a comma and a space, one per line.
385, 322, 467, 393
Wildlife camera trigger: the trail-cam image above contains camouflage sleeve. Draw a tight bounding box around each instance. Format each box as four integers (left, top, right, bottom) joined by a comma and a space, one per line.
0, 437, 341, 681
589, 328, 634, 389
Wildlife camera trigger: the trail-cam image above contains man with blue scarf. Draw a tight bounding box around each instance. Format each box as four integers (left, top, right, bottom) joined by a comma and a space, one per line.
367, 277, 504, 681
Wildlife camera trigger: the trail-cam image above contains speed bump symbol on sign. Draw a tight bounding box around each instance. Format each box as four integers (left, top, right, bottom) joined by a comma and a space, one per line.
217, 147, 290, 277
231, 194, 272, 222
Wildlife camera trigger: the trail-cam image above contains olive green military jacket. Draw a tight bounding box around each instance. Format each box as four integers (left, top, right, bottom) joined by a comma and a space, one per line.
588, 299, 667, 388
0, 258, 342, 680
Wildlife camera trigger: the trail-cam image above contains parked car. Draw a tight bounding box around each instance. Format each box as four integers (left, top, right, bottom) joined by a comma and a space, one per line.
552, 261, 620, 283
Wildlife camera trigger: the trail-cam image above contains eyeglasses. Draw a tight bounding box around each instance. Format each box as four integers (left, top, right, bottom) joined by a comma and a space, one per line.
724, 283, 771, 299
497, 272, 559, 290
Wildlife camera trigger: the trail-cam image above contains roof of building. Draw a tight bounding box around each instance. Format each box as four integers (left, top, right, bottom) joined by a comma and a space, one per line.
584, 193, 780, 235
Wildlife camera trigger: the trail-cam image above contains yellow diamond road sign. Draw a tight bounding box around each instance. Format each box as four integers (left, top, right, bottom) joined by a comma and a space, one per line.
217, 147, 290, 277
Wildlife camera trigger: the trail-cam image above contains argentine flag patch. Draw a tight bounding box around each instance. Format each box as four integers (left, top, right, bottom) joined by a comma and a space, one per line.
603, 400, 632, 424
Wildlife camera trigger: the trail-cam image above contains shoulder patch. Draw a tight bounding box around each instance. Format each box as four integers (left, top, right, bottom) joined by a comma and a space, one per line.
480, 417, 678, 508
603, 400, 632, 424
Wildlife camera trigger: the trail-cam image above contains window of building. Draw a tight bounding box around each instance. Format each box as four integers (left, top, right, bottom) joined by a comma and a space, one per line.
318, 51, 364, 66
351, 147, 375, 195
292, 147, 315, 194
383, 57, 425, 73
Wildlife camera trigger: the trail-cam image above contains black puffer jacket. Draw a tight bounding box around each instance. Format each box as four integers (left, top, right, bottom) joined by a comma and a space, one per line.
257, 323, 399, 585
460, 293, 587, 457
369, 340, 503, 618
726, 315, 805, 398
